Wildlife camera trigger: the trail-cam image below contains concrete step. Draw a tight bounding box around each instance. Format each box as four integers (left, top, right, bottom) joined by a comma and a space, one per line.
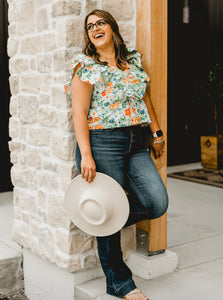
169, 233, 223, 269
0, 241, 24, 296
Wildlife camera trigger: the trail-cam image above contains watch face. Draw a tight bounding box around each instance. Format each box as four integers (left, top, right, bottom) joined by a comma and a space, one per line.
156, 130, 163, 137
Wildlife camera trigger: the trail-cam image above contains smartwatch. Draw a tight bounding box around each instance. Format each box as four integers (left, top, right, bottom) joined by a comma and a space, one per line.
152, 130, 163, 138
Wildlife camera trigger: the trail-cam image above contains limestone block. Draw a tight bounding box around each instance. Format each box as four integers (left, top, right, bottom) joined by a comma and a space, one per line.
38, 107, 58, 127
13, 187, 37, 213
30, 58, 37, 71
11, 166, 39, 189
56, 230, 94, 254
35, 0, 50, 7
8, 3, 15, 23
21, 74, 42, 93
8, 141, 21, 152
42, 74, 53, 93
28, 127, 51, 146
119, 23, 136, 48
10, 151, 19, 164
53, 74, 67, 85
38, 190, 46, 209
52, 1, 81, 17
66, 19, 85, 48
12, 220, 30, 248
102, 0, 135, 21
26, 147, 42, 169
39, 93, 50, 104
9, 96, 18, 116
38, 226, 55, 262
37, 8, 48, 32
58, 163, 74, 191
42, 33, 56, 52
8, 117, 19, 139
15, 1, 35, 35
12, 58, 29, 73
59, 110, 74, 131
8, 23, 16, 36
19, 125, 28, 143
52, 133, 75, 160
7, 37, 19, 57
83, 253, 98, 269
51, 86, 71, 107
47, 193, 71, 229
85, 0, 101, 13
42, 159, 59, 172
20, 36, 42, 55
9, 75, 19, 95
37, 54, 52, 73
38, 171, 60, 190
18, 95, 39, 124
55, 254, 81, 272
121, 225, 136, 260
53, 50, 66, 72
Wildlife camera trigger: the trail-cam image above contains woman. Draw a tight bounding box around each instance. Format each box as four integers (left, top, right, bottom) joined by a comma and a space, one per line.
64, 9, 168, 300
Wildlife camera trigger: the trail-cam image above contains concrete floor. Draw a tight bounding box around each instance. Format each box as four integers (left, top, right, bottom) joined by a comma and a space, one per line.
1, 162, 223, 300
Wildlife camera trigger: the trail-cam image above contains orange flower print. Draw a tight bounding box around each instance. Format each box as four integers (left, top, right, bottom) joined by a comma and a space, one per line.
95, 124, 104, 129
127, 75, 135, 80
116, 102, 120, 107
92, 112, 96, 116
110, 104, 116, 110
122, 78, 128, 83
88, 116, 93, 123
107, 82, 113, 87
94, 117, 101, 122
88, 66, 93, 70
64, 85, 70, 94
89, 126, 93, 129
132, 107, 136, 114
101, 91, 106, 97
131, 117, 137, 125
107, 87, 114, 94
132, 79, 140, 84
125, 108, 131, 117
137, 116, 141, 123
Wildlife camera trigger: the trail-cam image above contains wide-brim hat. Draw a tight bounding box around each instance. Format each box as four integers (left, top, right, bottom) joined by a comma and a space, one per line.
64, 172, 129, 236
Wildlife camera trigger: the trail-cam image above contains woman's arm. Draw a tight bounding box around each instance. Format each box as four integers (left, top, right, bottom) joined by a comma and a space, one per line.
71, 66, 96, 183
143, 86, 165, 158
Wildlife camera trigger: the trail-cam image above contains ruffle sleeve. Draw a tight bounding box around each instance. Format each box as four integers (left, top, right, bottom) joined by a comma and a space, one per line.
64, 54, 105, 98
128, 50, 151, 84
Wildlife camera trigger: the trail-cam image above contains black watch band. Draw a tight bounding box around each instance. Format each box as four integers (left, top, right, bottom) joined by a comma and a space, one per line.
152, 130, 163, 138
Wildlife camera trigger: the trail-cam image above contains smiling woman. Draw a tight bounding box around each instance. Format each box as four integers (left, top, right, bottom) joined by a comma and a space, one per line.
64, 9, 168, 300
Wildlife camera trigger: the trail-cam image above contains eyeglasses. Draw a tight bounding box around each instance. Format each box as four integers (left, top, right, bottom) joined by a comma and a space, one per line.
85, 19, 107, 33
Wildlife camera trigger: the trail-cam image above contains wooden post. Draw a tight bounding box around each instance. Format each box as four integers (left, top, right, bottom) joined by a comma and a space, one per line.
136, 0, 168, 252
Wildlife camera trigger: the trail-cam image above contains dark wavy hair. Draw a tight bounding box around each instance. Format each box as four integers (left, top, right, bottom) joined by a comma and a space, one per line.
83, 9, 136, 70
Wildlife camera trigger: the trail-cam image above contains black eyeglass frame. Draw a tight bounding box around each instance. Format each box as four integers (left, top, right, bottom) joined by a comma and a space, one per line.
85, 19, 107, 33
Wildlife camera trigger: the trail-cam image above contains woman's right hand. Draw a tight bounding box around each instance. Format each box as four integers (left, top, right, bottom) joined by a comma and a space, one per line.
81, 154, 96, 183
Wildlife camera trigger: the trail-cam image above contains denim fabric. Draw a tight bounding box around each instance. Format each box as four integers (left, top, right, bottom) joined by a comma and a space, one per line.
75, 125, 169, 298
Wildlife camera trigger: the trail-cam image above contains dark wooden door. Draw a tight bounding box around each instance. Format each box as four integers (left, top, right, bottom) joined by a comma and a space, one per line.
167, 0, 223, 165
0, 0, 13, 192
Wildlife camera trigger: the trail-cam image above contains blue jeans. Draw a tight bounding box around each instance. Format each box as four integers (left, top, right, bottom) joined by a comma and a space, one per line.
75, 125, 168, 298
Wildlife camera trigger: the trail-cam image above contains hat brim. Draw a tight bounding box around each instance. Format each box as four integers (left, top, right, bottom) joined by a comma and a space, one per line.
64, 172, 129, 236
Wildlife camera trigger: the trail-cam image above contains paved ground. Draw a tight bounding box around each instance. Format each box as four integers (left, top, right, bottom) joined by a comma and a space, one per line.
1, 162, 223, 300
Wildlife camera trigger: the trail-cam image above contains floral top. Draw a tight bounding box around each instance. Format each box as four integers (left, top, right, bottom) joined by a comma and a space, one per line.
64, 51, 151, 129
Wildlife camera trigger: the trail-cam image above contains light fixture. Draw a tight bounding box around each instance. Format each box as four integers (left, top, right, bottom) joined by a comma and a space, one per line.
183, 0, 190, 24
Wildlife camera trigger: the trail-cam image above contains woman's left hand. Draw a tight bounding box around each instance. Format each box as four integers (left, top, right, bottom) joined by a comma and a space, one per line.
150, 136, 165, 158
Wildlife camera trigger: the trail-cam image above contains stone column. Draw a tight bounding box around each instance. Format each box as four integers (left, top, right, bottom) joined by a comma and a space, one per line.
8, 0, 137, 299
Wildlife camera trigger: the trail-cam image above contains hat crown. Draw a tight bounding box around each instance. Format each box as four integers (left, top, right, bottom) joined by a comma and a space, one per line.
79, 190, 112, 226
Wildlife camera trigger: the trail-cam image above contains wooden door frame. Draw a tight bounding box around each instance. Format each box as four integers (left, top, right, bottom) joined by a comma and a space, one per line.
136, 0, 168, 253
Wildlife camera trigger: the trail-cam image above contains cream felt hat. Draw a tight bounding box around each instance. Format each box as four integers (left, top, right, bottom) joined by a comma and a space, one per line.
64, 172, 130, 236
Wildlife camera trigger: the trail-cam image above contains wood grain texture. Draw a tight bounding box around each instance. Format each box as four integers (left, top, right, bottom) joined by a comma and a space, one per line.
136, 0, 168, 252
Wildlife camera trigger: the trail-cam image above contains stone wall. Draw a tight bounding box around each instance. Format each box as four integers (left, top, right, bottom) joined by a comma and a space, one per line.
8, 0, 137, 272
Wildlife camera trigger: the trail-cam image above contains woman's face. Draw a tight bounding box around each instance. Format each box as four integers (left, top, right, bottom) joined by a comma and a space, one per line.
86, 15, 114, 50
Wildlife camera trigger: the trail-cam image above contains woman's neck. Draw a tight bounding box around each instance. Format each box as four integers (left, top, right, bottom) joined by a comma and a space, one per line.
97, 46, 116, 60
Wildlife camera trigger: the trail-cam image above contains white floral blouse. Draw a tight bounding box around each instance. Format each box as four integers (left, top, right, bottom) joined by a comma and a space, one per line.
64, 51, 151, 129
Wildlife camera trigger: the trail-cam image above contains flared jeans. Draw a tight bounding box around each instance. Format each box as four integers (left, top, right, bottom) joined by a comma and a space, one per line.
75, 125, 169, 298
